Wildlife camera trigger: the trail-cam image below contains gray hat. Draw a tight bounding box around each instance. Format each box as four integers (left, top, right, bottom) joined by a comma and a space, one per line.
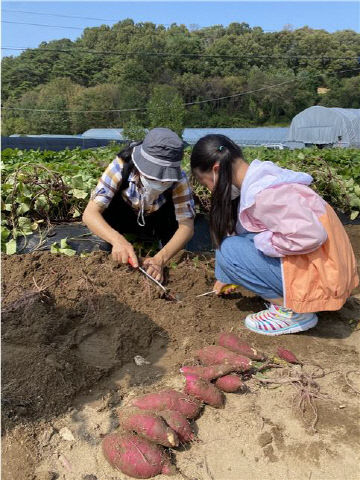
132, 128, 184, 182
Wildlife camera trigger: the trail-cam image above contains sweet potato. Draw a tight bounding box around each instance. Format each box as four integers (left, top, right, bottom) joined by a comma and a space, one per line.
132, 389, 201, 419
118, 408, 179, 447
195, 345, 252, 371
184, 374, 224, 408
215, 375, 246, 393
102, 432, 175, 478
277, 347, 301, 364
180, 364, 235, 380
158, 410, 194, 443
218, 332, 265, 360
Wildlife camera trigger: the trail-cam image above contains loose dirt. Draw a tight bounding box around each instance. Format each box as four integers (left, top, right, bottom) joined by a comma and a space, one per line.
2, 226, 360, 480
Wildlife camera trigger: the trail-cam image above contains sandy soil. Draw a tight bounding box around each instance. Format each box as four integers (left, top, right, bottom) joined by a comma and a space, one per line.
2, 225, 360, 480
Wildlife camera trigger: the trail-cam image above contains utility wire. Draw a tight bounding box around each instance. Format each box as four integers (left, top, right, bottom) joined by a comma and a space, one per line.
2, 20, 84, 30
2, 46, 358, 61
4, 67, 360, 114
2, 8, 276, 31
2, 9, 174, 26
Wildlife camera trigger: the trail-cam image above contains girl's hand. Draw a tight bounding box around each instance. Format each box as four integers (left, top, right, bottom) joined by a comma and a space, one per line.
143, 255, 164, 282
213, 280, 237, 295
112, 239, 138, 267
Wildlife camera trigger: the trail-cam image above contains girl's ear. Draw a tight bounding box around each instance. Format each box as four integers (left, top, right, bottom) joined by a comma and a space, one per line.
212, 162, 220, 174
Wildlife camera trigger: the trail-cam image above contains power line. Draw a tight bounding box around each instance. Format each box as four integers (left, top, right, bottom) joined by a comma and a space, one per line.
2, 8, 174, 26
2, 46, 358, 61
2, 20, 84, 31
2, 8, 277, 31
4, 67, 360, 114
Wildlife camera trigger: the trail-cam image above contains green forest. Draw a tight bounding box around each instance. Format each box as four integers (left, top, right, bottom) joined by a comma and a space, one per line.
2, 20, 360, 135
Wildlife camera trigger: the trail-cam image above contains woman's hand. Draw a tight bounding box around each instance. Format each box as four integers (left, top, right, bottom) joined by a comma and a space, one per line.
143, 255, 164, 282
213, 280, 237, 295
112, 239, 138, 267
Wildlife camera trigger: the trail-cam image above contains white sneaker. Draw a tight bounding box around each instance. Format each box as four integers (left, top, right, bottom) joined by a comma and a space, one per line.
245, 304, 318, 336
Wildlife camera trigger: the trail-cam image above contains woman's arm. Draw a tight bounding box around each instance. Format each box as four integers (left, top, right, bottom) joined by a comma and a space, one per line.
143, 218, 194, 281
83, 200, 138, 267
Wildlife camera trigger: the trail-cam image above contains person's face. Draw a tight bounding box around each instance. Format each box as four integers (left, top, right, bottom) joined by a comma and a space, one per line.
193, 163, 220, 192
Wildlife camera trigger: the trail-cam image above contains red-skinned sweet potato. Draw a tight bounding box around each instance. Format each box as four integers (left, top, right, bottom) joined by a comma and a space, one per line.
215, 375, 246, 393
102, 432, 175, 478
195, 346, 252, 371
218, 332, 265, 360
277, 347, 301, 364
118, 408, 179, 447
158, 410, 194, 443
184, 374, 224, 408
132, 390, 201, 419
180, 364, 235, 380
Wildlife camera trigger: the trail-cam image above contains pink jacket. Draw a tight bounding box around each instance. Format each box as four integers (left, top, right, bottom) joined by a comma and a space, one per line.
238, 160, 358, 313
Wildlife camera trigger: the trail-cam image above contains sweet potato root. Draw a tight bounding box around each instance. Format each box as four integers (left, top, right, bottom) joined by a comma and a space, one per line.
118, 408, 179, 447
277, 347, 301, 364
195, 345, 252, 371
158, 410, 194, 443
132, 390, 201, 419
180, 364, 235, 381
102, 432, 175, 478
218, 332, 265, 360
184, 374, 224, 408
215, 375, 246, 393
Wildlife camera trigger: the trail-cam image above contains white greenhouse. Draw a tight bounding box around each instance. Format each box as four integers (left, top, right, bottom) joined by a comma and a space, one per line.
287, 106, 360, 148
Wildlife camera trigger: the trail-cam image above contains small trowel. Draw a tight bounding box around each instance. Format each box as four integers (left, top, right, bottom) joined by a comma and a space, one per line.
128, 257, 178, 301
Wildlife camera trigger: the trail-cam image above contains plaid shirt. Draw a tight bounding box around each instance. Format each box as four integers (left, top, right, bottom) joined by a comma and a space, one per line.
91, 156, 195, 221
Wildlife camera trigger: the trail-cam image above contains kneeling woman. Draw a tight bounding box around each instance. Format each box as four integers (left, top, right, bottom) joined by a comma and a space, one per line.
191, 134, 358, 335
83, 128, 195, 281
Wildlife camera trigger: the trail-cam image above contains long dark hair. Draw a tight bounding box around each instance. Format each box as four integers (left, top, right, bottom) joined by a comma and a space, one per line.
190, 134, 244, 248
117, 141, 142, 164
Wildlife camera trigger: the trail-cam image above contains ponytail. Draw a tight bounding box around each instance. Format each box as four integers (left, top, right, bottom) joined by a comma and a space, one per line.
190, 135, 244, 247
117, 141, 142, 164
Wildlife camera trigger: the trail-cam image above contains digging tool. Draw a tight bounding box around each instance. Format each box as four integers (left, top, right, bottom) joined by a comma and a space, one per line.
196, 284, 239, 297
128, 257, 178, 301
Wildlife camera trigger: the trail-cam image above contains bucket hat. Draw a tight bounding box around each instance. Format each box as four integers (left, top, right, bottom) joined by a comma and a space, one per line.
132, 127, 184, 181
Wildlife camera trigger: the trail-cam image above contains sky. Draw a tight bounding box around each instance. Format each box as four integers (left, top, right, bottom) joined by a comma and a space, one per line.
2, 1, 360, 58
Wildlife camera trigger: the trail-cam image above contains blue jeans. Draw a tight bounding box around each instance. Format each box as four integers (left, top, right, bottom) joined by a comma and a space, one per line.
215, 234, 283, 299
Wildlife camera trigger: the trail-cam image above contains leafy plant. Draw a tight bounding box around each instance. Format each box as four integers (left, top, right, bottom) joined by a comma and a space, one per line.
1, 145, 359, 255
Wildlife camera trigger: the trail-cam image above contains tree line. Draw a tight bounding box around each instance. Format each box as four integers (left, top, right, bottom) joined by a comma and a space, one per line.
2, 20, 360, 136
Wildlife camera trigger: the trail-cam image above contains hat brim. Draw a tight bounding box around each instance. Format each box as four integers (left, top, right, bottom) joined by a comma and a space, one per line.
132, 145, 182, 182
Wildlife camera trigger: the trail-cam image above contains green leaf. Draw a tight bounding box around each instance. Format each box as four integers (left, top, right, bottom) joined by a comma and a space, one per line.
72, 208, 81, 218
1, 226, 10, 242
5, 239, 17, 255
70, 174, 84, 189
18, 216, 33, 234
50, 242, 60, 254
16, 202, 30, 215
71, 189, 88, 199
350, 210, 359, 220
60, 237, 69, 249
59, 248, 76, 256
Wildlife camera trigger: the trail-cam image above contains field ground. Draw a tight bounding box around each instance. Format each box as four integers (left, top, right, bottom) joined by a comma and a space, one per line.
2, 225, 360, 480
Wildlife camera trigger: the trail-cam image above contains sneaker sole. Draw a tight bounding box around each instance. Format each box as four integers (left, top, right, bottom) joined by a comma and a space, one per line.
245, 315, 318, 336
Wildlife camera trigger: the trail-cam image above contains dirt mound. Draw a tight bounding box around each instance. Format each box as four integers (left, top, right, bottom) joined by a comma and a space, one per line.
2, 253, 171, 425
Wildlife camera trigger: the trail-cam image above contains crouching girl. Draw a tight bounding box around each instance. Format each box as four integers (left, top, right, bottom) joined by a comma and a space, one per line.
191, 134, 358, 335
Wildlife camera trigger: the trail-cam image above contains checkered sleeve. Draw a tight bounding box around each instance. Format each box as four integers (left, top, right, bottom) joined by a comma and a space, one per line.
90, 157, 124, 208
172, 171, 195, 221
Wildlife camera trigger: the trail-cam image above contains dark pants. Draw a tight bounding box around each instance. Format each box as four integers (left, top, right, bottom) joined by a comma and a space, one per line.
103, 193, 178, 246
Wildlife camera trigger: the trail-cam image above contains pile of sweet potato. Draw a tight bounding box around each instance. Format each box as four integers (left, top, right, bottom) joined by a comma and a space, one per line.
102, 332, 296, 479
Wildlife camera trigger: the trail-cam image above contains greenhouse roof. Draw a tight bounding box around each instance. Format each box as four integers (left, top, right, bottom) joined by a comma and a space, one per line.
182, 128, 289, 145
82, 128, 124, 139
